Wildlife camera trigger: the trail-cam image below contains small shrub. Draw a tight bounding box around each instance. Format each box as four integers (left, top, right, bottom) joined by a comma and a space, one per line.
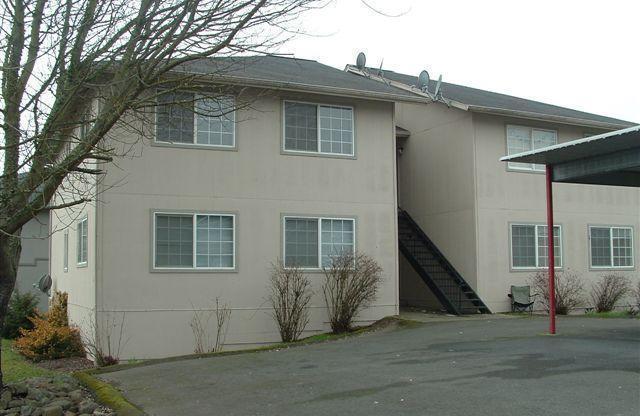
529, 269, 584, 315
1, 289, 40, 339
268, 260, 313, 342
14, 291, 84, 361
322, 251, 383, 333
631, 280, 640, 315
190, 298, 231, 353
82, 311, 128, 367
590, 274, 631, 312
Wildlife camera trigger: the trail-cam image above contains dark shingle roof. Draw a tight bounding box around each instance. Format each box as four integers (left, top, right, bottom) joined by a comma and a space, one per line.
175, 56, 424, 103
367, 68, 635, 129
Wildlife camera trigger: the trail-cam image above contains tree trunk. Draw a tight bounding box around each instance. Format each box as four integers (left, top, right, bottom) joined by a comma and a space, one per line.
0, 233, 22, 389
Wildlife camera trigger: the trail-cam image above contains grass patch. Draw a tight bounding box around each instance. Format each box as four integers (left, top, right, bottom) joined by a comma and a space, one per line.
583, 310, 637, 319
74, 372, 144, 416
1, 339, 56, 383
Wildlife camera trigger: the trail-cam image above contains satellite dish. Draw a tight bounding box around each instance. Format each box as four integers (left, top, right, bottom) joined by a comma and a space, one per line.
434, 74, 442, 97
34, 274, 52, 294
356, 52, 366, 70
418, 70, 430, 92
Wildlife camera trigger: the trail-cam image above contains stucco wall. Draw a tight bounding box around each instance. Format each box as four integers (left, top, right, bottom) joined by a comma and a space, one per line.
17, 211, 50, 311
49, 170, 99, 345
395, 102, 478, 306
91, 91, 399, 359
472, 113, 640, 312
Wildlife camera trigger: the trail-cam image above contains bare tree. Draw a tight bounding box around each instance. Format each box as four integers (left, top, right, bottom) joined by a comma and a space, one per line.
268, 259, 312, 342
189, 297, 231, 353
0, 0, 321, 386
322, 251, 382, 333
590, 274, 631, 313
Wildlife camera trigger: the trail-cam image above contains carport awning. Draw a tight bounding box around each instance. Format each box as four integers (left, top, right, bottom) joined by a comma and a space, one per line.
500, 125, 640, 187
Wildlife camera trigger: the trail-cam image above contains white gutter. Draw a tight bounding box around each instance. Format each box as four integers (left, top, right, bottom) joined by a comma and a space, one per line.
469, 105, 634, 131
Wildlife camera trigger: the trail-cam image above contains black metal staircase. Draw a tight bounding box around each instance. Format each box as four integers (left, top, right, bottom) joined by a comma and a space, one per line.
398, 208, 490, 315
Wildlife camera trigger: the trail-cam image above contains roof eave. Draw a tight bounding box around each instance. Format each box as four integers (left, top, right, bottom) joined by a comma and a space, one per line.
167, 70, 427, 104
467, 105, 634, 131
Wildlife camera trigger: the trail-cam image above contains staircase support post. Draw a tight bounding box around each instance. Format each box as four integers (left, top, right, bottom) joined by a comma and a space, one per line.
546, 165, 556, 334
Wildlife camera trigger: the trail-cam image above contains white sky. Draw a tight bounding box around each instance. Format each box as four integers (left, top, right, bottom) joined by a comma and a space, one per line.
282, 0, 640, 123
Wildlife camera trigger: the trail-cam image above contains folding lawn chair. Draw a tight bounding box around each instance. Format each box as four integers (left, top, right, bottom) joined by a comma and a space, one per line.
508, 285, 537, 315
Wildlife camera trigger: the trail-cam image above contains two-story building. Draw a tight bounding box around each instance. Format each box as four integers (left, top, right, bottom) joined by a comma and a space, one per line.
49, 56, 424, 359
345, 64, 638, 314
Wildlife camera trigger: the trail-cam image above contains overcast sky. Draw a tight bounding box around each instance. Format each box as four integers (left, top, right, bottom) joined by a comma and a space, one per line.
282, 0, 640, 123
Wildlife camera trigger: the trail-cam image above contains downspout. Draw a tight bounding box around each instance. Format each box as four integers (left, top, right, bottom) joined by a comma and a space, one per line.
545, 165, 556, 334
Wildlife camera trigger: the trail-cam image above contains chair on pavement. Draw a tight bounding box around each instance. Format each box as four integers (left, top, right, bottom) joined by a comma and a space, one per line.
508, 285, 537, 315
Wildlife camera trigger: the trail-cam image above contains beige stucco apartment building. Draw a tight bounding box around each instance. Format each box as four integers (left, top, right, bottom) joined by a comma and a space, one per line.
48, 55, 638, 359
346, 66, 639, 313
49, 57, 424, 359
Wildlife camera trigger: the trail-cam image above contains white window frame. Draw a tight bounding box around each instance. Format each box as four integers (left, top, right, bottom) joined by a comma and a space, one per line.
152, 211, 236, 271
282, 100, 355, 157
154, 91, 236, 149
510, 223, 563, 270
282, 215, 356, 270
588, 226, 635, 269
76, 217, 88, 267
506, 125, 557, 172
63, 230, 69, 272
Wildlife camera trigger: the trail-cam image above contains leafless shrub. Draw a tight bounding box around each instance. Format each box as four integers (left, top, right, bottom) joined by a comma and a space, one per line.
631, 280, 640, 315
590, 274, 631, 312
268, 260, 313, 342
322, 251, 383, 333
529, 269, 585, 315
190, 298, 231, 354
82, 311, 128, 367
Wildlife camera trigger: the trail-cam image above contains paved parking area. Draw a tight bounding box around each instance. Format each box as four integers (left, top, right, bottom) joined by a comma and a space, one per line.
100, 316, 640, 416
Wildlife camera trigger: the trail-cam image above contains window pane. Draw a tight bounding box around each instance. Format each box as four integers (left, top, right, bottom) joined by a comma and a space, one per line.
195, 215, 234, 268
612, 227, 633, 267
507, 125, 533, 170
284, 102, 318, 152
63, 232, 68, 271
155, 214, 193, 267
284, 218, 318, 268
156, 92, 195, 144
532, 130, 557, 170
195, 97, 235, 146
537, 226, 561, 268
319, 106, 353, 155
321, 219, 355, 267
77, 218, 88, 264
511, 225, 536, 267
591, 228, 612, 267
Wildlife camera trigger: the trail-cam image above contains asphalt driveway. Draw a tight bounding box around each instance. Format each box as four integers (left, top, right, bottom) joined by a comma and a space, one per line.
99, 316, 640, 416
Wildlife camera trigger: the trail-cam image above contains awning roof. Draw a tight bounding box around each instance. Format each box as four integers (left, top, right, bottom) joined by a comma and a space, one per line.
500, 125, 640, 187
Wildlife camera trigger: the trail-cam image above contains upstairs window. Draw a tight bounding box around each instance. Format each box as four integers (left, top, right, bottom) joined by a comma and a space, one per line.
589, 226, 634, 268
510, 224, 562, 269
283, 101, 354, 156
156, 91, 235, 147
77, 217, 88, 266
506, 125, 557, 171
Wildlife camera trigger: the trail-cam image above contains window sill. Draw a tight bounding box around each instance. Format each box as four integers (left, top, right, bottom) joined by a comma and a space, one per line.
150, 267, 238, 274
510, 267, 563, 273
281, 149, 356, 160
151, 141, 237, 152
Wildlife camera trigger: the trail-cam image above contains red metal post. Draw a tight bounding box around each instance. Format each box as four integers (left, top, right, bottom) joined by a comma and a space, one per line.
545, 165, 556, 334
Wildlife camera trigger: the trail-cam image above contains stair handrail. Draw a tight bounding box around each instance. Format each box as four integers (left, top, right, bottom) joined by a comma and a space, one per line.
398, 208, 471, 289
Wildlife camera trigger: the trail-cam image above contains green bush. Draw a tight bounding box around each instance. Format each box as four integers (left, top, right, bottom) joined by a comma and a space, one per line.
2, 289, 40, 339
